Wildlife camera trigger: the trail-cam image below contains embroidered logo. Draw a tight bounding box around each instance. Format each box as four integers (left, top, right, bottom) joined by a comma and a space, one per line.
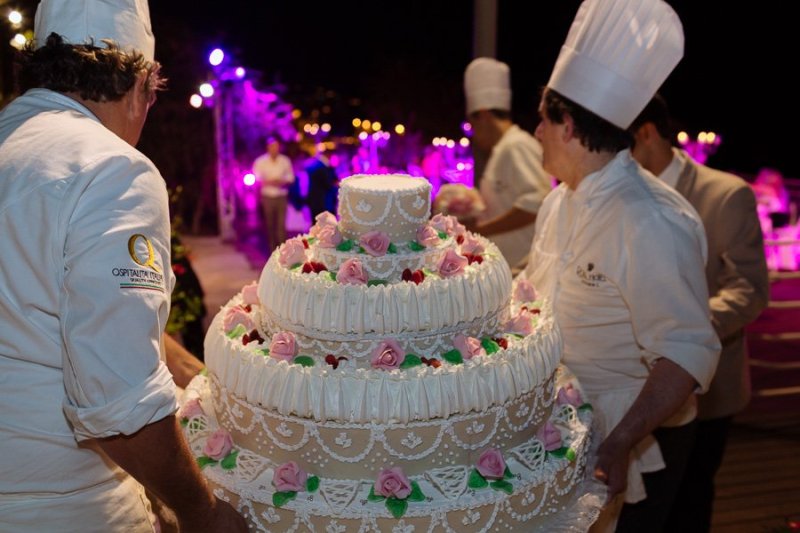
576, 262, 607, 287
112, 234, 165, 292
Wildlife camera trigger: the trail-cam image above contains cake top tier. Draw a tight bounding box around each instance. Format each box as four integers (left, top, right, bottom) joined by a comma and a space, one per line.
338, 174, 431, 243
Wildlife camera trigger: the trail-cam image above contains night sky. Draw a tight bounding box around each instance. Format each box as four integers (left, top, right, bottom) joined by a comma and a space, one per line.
147, 0, 796, 179
5, 0, 794, 178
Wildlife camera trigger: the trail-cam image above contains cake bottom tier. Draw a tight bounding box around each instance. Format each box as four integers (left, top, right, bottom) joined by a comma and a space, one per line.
180, 373, 598, 532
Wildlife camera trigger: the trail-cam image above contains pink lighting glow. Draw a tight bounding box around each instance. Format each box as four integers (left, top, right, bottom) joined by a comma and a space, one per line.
235, 67, 246, 78
243, 173, 256, 186
209, 48, 225, 66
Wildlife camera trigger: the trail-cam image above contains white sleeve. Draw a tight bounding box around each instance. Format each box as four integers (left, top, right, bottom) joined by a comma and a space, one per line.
60, 155, 177, 441
620, 212, 720, 392
495, 142, 551, 214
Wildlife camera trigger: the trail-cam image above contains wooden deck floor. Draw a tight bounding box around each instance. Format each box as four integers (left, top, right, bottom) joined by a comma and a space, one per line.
712, 273, 800, 532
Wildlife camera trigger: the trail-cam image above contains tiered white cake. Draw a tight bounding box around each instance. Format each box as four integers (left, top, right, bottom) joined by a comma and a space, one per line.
180, 175, 593, 532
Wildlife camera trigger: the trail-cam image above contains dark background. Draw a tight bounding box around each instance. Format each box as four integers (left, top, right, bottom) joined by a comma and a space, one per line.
3, 1, 796, 186
147, 0, 796, 179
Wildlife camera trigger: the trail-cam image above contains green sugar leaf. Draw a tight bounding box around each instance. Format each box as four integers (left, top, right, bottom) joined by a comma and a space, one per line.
293, 355, 315, 367
386, 497, 408, 519
399, 354, 423, 369
480, 338, 500, 355
196, 456, 218, 469
489, 479, 513, 494
225, 324, 247, 339
220, 449, 239, 470
442, 349, 463, 365
367, 485, 386, 502
272, 490, 297, 508
467, 468, 489, 489
408, 481, 425, 502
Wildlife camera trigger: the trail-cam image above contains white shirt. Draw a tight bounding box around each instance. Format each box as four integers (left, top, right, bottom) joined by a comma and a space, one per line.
523, 150, 720, 503
0, 89, 176, 527
253, 153, 295, 198
479, 125, 551, 267
656, 147, 686, 188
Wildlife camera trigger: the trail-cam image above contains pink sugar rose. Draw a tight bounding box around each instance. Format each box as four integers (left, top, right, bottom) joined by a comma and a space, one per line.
336, 258, 368, 285
415, 224, 441, 248
178, 398, 204, 419
269, 331, 298, 362
537, 422, 563, 451
315, 211, 337, 227
503, 308, 535, 336
557, 383, 584, 407
450, 220, 467, 237
316, 224, 343, 248
437, 249, 468, 278
370, 339, 406, 370
476, 448, 506, 480
375, 467, 412, 499
272, 461, 309, 492
242, 281, 260, 306
223, 305, 255, 332
203, 428, 234, 460
430, 213, 455, 235
309, 211, 338, 237
359, 230, 391, 257
513, 279, 538, 303
453, 334, 486, 360
459, 235, 485, 255
279, 238, 307, 267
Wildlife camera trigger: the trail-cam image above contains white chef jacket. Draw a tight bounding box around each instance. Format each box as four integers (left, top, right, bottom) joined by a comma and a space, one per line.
478, 125, 551, 267
253, 152, 295, 198
523, 150, 720, 503
0, 89, 177, 530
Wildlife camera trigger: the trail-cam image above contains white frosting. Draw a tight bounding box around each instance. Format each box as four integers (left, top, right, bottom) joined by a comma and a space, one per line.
181, 374, 594, 532
259, 237, 511, 337
311, 238, 452, 282
205, 298, 561, 424
338, 174, 431, 243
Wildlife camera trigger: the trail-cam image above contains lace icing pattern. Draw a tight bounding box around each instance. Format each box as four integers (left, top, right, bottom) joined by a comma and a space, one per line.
183, 374, 596, 532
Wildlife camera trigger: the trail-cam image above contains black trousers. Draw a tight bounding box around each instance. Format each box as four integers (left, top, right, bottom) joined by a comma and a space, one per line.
615, 420, 698, 533
663, 416, 733, 533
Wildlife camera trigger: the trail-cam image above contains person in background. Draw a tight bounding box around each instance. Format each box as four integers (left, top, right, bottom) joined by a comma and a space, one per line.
253, 137, 295, 253
0, 1, 245, 531
630, 94, 769, 533
522, 0, 720, 530
305, 142, 338, 220
461, 57, 552, 269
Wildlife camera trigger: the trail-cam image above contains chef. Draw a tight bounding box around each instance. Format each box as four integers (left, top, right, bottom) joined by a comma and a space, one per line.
522, 0, 721, 530
0, 1, 245, 531
463, 57, 551, 269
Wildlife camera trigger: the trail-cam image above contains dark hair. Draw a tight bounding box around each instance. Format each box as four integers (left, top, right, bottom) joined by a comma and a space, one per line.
542, 89, 631, 153
629, 93, 674, 140
16, 33, 165, 102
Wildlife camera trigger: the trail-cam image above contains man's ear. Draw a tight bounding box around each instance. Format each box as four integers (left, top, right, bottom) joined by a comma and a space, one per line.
562, 113, 575, 142
634, 122, 655, 144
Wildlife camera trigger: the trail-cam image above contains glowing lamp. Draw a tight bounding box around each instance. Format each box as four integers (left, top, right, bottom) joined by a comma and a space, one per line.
321, 123, 331, 133
189, 94, 203, 108
460, 137, 470, 147
372, 121, 382, 132
677, 131, 689, 145
9, 10, 23, 24
208, 48, 224, 66
234, 67, 246, 78
358, 132, 368, 141
446, 140, 455, 149
199, 83, 214, 98
395, 124, 405, 135
352, 118, 362, 127
243, 173, 256, 186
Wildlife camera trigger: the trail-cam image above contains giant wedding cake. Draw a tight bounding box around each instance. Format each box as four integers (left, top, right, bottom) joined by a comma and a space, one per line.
180, 174, 595, 531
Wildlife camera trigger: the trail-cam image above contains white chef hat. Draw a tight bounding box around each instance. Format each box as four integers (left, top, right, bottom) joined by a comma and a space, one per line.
547, 0, 683, 129
464, 57, 512, 115
35, 0, 155, 62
